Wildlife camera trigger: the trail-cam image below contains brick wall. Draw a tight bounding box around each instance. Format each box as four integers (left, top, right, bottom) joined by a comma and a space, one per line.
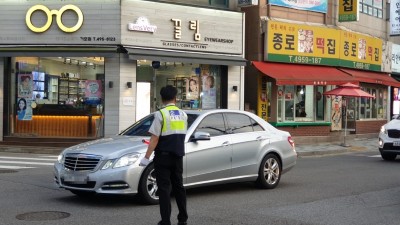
355, 120, 386, 134
278, 126, 331, 136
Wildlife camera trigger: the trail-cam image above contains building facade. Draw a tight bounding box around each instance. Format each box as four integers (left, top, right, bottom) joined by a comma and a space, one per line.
241, 0, 400, 140
0, 0, 245, 144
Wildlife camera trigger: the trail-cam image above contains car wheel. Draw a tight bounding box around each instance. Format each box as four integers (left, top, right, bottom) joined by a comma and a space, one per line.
256, 154, 281, 189
138, 163, 159, 205
69, 190, 96, 197
381, 152, 397, 161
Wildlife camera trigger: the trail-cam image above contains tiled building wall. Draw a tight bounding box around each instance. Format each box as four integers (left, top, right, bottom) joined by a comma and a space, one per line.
278, 126, 331, 137
355, 120, 387, 134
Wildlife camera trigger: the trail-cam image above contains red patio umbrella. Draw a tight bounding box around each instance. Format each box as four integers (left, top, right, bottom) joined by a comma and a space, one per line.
323, 82, 375, 146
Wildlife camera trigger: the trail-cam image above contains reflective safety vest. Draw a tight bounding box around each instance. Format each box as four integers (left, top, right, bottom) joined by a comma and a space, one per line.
155, 105, 187, 156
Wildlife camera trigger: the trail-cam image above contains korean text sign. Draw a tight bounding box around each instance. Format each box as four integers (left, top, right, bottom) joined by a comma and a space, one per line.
266, 21, 382, 71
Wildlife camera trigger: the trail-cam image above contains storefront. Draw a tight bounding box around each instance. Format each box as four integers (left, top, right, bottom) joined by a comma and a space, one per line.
250, 20, 400, 137
0, 1, 120, 142
0, 0, 246, 144
120, 0, 246, 119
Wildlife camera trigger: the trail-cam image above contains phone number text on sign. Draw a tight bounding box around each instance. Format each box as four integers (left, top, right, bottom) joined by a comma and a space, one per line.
80, 37, 116, 42
288, 55, 322, 64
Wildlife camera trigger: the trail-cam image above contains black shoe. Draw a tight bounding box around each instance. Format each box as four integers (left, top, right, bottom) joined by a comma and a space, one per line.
177, 222, 187, 225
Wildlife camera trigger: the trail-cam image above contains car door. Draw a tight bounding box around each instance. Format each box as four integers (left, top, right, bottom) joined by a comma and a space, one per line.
185, 113, 232, 185
225, 113, 270, 178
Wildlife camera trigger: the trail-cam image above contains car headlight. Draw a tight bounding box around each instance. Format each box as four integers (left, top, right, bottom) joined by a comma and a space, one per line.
101, 160, 114, 170
57, 154, 64, 164
380, 126, 387, 134
113, 154, 140, 168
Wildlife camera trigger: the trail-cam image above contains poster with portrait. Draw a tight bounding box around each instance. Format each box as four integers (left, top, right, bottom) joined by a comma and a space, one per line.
393, 87, 400, 115
85, 80, 102, 104
18, 74, 33, 98
201, 74, 216, 109
331, 96, 342, 131
16, 97, 32, 121
186, 76, 199, 100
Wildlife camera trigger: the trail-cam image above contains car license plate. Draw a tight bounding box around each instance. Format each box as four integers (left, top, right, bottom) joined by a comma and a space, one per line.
393, 141, 400, 146
63, 174, 88, 184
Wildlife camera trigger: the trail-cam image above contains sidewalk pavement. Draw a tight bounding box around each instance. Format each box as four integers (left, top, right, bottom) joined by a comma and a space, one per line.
295, 137, 378, 156
0, 137, 379, 157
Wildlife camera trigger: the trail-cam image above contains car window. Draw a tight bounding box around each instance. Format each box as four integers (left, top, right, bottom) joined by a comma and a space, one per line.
195, 113, 226, 137
251, 118, 265, 131
120, 115, 154, 136
187, 113, 198, 129
225, 113, 254, 134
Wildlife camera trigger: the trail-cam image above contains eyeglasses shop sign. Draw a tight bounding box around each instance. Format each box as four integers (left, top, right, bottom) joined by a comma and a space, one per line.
0, 1, 120, 45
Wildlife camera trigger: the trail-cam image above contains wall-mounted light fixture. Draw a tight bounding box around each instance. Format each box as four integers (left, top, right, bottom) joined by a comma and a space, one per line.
127, 82, 132, 88
232, 86, 238, 92
108, 81, 113, 88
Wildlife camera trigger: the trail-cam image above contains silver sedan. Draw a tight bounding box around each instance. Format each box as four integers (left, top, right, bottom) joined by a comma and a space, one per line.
54, 109, 297, 204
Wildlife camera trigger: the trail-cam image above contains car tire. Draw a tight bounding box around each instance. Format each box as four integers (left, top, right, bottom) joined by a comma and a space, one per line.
380, 152, 397, 161
256, 154, 281, 189
138, 163, 159, 205
69, 190, 96, 197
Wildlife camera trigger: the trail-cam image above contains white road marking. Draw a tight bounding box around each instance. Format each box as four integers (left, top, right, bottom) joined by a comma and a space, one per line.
368, 155, 381, 158
0, 160, 53, 166
0, 156, 56, 161
0, 165, 35, 169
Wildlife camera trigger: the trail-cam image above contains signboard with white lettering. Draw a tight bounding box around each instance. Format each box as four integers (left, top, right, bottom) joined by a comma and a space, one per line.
390, 0, 400, 36
392, 44, 400, 73
121, 0, 244, 55
0, 0, 120, 45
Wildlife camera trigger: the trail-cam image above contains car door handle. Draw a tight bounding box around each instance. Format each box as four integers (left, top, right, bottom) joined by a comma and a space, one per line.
256, 136, 268, 141
222, 141, 230, 147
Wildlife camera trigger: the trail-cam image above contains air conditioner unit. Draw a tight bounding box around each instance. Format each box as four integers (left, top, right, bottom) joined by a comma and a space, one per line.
238, 0, 258, 7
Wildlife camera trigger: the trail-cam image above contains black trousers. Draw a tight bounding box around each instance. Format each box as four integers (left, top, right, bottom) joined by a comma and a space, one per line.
154, 153, 188, 225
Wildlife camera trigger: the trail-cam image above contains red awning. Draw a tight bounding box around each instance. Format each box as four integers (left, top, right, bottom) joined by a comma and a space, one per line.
252, 61, 357, 86
338, 68, 400, 87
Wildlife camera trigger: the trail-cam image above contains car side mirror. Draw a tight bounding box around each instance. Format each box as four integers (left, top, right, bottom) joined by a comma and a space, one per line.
191, 131, 211, 142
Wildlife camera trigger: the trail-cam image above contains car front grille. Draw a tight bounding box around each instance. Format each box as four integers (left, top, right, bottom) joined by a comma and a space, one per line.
64, 153, 101, 171
387, 129, 400, 138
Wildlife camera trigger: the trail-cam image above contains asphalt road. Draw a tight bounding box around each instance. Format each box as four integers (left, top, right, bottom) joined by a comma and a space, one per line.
0, 151, 399, 225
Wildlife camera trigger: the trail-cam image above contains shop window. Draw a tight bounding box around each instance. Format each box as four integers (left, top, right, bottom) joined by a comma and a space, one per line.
10, 57, 105, 138
139, 61, 223, 111
277, 85, 326, 122
357, 85, 387, 120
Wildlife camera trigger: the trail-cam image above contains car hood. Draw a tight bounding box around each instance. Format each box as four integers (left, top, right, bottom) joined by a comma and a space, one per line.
62, 135, 148, 159
384, 119, 400, 130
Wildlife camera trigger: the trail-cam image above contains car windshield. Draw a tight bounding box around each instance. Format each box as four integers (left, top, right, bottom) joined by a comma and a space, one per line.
119, 113, 199, 136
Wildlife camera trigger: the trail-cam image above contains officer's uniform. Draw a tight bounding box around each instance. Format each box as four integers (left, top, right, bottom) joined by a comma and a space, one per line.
148, 103, 188, 225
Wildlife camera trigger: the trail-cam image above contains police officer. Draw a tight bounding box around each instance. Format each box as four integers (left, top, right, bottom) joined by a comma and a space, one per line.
140, 85, 188, 225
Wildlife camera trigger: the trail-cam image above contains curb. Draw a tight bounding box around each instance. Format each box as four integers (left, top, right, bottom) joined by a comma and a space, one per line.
297, 149, 349, 157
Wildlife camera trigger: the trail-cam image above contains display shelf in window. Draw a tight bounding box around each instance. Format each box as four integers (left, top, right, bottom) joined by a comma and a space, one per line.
58, 77, 79, 104
46, 75, 59, 104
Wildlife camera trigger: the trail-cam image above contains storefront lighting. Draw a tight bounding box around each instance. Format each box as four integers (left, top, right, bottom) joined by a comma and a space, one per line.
300, 88, 304, 95
127, 82, 132, 88
232, 86, 238, 92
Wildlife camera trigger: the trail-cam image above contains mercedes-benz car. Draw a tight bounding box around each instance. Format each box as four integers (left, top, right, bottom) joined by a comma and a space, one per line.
54, 109, 297, 204
379, 115, 400, 160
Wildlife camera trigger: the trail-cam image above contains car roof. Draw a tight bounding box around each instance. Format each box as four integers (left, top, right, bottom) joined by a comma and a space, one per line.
184, 109, 252, 115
